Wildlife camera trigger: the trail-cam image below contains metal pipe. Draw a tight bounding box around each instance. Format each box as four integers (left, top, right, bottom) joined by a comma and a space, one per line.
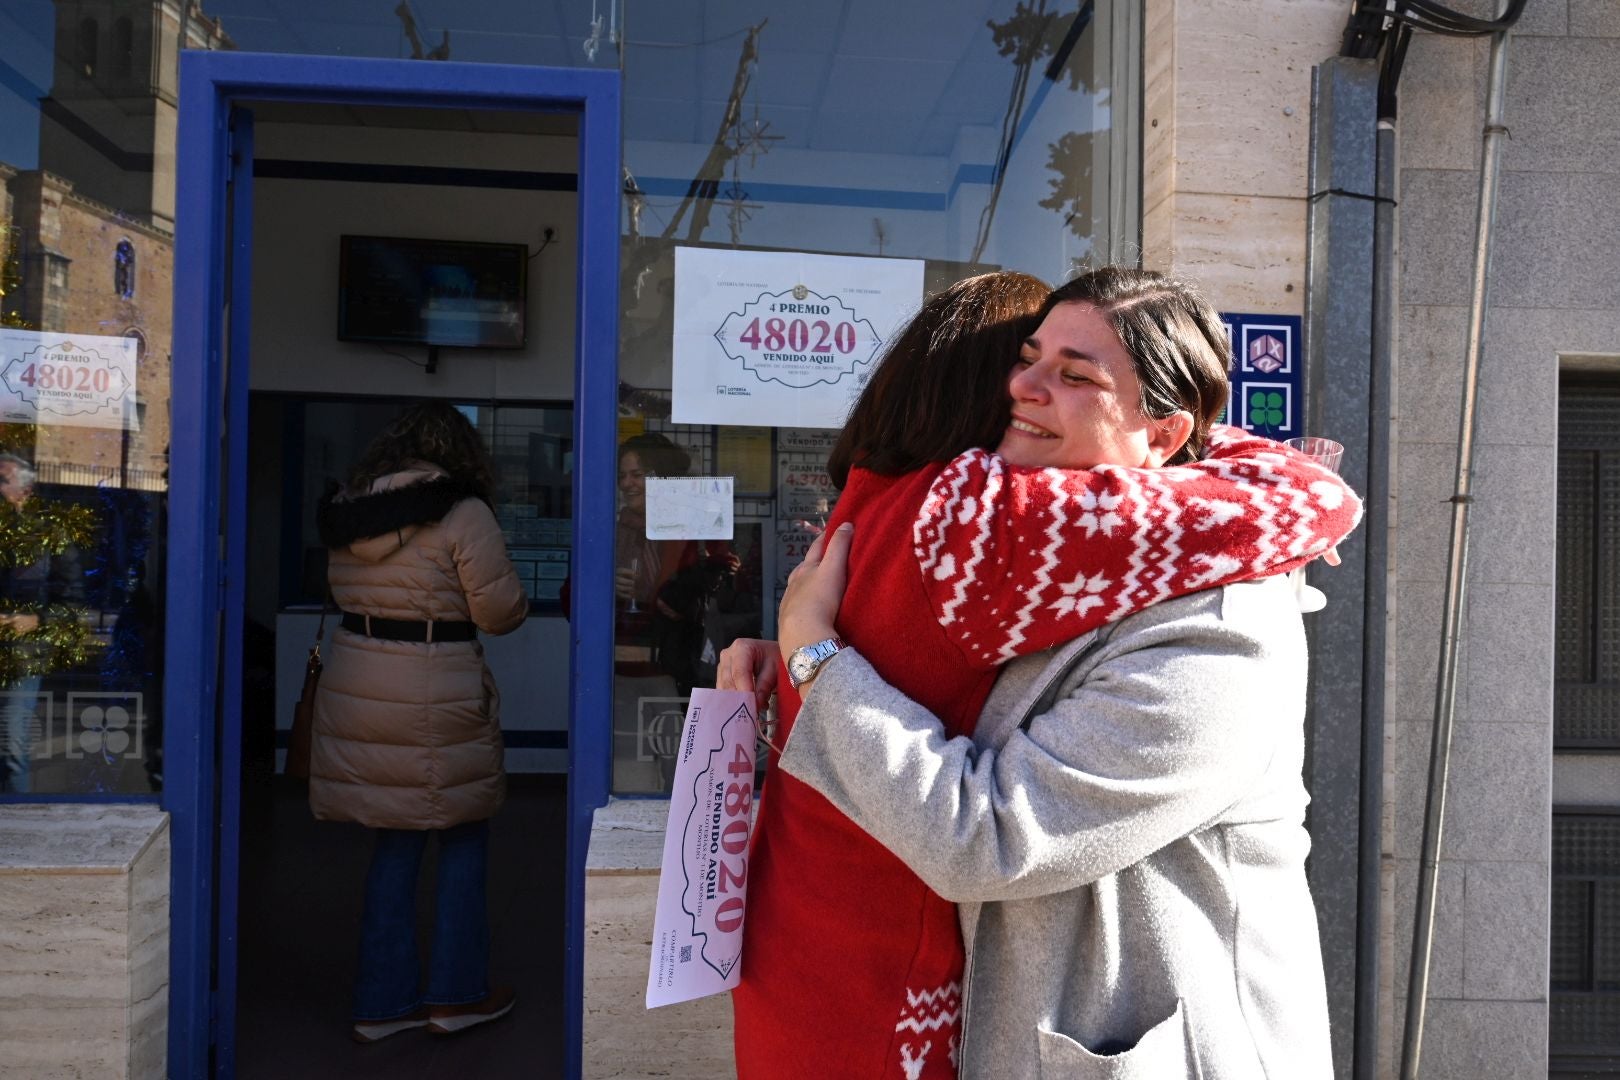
1399, 12, 1514, 1078
1354, 113, 1397, 1080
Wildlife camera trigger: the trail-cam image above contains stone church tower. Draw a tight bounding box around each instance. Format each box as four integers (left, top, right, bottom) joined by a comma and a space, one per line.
37, 0, 231, 230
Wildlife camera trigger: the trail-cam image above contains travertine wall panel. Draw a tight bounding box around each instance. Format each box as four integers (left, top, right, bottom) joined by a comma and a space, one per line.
1141, 0, 1336, 313
1141, 0, 1176, 221
1157, 192, 1305, 309
583, 800, 735, 1080
0, 806, 169, 1080
0, 873, 132, 1077
1169, 0, 1341, 200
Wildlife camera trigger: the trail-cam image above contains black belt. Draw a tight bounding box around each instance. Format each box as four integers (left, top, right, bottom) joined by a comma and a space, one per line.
340, 612, 477, 643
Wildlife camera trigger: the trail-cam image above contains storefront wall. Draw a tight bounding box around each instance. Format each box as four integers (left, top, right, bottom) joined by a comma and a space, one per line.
15, 0, 1588, 1077
4, 0, 1584, 1078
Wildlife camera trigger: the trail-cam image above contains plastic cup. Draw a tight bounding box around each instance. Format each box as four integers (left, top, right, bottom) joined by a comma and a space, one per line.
1283, 436, 1345, 613
1284, 436, 1345, 475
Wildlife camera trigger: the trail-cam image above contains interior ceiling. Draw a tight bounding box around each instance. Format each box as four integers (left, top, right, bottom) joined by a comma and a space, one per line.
208, 0, 1092, 157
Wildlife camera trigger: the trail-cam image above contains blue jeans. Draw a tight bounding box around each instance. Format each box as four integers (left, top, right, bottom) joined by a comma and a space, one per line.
352, 820, 490, 1021
1, 676, 43, 794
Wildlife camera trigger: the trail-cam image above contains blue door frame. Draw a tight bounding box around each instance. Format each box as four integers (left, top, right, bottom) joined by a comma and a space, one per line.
168, 51, 620, 1079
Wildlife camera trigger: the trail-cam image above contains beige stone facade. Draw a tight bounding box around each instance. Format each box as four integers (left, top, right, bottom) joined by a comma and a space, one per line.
584, 801, 736, 1079
1142, 0, 1350, 314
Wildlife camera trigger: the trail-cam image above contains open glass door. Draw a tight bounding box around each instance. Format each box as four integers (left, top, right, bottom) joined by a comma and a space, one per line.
170, 54, 620, 1078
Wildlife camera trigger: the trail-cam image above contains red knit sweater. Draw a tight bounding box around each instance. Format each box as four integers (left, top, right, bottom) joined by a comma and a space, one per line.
733, 428, 1362, 1080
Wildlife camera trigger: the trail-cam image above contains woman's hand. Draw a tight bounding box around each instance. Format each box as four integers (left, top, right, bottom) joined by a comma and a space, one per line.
778, 522, 852, 661
717, 637, 779, 717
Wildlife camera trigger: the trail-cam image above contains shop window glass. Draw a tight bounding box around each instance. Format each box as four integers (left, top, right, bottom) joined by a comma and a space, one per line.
606, 1, 1136, 793
0, 0, 1137, 798
0, 4, 180, 797
287, 400, 573, 610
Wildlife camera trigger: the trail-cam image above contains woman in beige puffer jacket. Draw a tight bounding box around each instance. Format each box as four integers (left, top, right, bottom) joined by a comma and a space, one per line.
312, 468, 526, 829
311, 401, 527, 1042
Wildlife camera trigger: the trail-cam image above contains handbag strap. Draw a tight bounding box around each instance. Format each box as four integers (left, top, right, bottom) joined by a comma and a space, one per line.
311, 590, 335, 653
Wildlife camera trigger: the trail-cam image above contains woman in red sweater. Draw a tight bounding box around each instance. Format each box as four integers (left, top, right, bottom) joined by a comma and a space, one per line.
728, 268, 1360, 1079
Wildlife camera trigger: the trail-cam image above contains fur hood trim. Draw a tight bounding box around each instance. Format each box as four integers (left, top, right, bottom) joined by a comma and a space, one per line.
317, 476, 484, 549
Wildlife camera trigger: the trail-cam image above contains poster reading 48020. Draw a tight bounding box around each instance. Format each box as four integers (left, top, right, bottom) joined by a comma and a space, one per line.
0, 329, 139, 430
672, 247, 924, 430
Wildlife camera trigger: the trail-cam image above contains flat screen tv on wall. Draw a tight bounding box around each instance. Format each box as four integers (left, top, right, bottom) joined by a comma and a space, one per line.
337, 235, 528, 350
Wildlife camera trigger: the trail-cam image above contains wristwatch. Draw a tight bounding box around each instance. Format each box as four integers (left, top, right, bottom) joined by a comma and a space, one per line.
787, 636, 846, 690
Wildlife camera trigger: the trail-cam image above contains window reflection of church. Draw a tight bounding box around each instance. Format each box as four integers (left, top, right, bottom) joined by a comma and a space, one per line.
1, 1, 231, 490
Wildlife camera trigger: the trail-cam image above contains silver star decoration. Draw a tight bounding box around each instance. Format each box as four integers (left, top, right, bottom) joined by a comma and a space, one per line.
730, 102, 783, 169
720, 179, 761, 246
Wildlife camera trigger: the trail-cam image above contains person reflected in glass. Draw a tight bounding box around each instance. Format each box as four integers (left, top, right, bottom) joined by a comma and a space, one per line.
0, 453, 83, 793
311, 402, 527, 1042
613, 433, 741, 784
614, 433, 691, 629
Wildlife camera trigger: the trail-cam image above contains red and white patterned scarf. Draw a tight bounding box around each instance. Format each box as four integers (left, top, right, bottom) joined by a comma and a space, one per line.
914, 425, 1362, 667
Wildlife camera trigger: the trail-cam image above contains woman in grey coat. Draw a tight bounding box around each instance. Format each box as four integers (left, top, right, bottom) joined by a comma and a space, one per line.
775, 565, 1332, 1078
725, 272, 1347, 1077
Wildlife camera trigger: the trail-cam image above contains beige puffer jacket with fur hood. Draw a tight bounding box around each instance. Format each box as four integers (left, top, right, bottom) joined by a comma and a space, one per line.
310, 465, 527, 830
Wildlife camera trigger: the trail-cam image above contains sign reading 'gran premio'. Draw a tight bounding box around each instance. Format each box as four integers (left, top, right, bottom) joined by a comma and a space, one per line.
672, 247, 924, 429
0, 330, 139, 431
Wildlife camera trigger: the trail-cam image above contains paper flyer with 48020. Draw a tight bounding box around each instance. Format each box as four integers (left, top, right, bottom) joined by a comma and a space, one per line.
646, 689, 759, 1008
671, 247, 924, 430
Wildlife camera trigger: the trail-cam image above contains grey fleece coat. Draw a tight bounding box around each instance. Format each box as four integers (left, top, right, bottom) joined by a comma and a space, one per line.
780, 575, 1333, 1079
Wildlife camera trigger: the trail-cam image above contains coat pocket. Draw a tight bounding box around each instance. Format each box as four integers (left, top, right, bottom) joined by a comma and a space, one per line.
1036, 1001, 1190, 1080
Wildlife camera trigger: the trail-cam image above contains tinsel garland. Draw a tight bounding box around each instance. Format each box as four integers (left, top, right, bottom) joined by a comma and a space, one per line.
0, 605, 101, 684
0, 497, 97, 568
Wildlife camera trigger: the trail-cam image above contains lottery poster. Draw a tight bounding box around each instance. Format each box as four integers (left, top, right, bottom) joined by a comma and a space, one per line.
0, 329, 139, 430
671, 247, 924, 429
646, 689, 760, 1008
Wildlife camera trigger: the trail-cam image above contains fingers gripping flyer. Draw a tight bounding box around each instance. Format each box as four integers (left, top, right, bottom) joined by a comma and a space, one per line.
646, 689, 758, 1008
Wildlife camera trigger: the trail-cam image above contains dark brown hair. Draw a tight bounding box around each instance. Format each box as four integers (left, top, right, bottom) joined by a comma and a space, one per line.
1040, 266, 1231, 465
618, 432, 692, 478
347, 400, 496, 500
827, 270, 1050, 487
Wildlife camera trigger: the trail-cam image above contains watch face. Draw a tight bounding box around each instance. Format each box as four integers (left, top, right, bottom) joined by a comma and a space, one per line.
788, 650, 816, 687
